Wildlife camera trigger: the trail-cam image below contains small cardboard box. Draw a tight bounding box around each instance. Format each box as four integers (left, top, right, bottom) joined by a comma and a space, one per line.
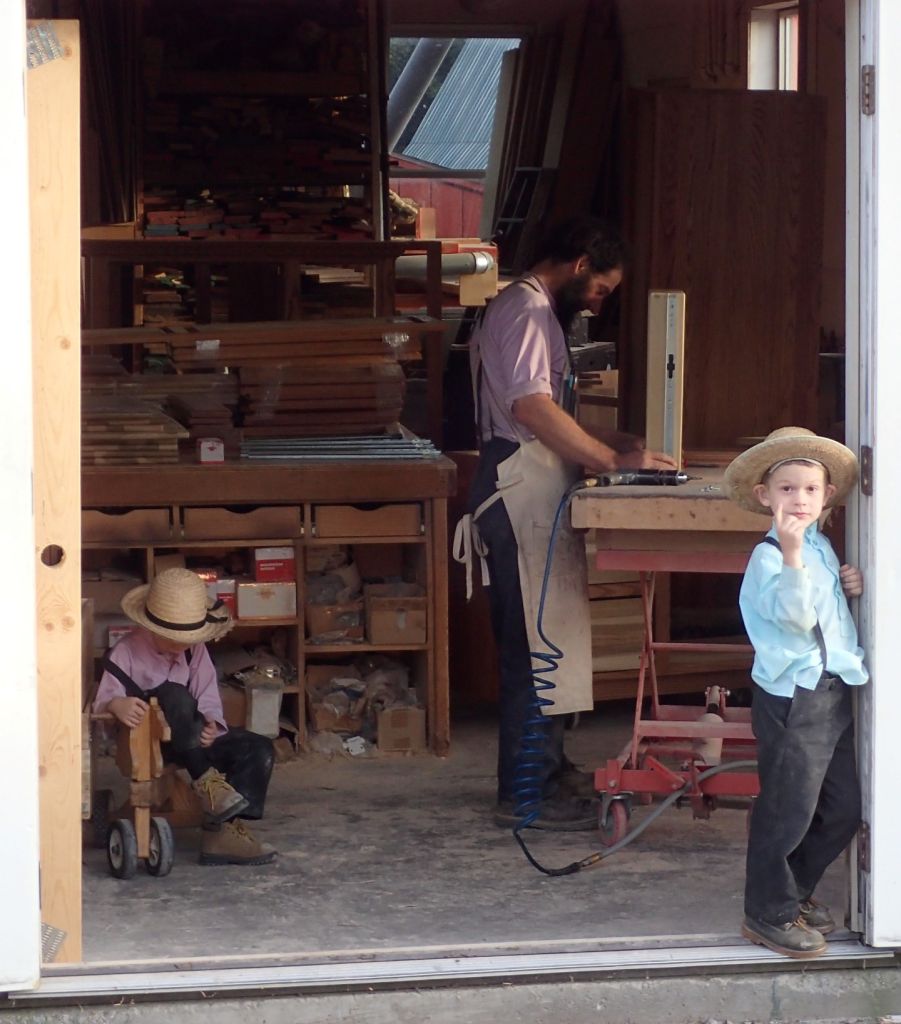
306, 663, 365, 734
254, 546, 296, 583
197, 437, 225, 463
364, 583, 427, 645
219, 682, 246, 728
237, 580, 297, 620
308, 703, 364, 735
305, 600, 364, 643
216, 578, 237, 615
377, 707, 426, 752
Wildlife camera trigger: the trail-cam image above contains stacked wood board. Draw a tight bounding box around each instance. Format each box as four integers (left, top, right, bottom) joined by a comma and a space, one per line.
82, 398, 189, 466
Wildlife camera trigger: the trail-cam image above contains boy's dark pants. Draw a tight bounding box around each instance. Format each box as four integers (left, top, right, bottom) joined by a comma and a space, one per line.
745, 675, 860, 926
150, 682, 274, 820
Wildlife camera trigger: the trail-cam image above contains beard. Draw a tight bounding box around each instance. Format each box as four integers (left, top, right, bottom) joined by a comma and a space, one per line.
554, 271, 593, 334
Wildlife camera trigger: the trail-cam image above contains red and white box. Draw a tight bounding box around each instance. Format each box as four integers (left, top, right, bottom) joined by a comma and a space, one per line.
197, 437, 225, 464
253, 546, 296, 583
215, 578, 237, 616
237, 581, 297, 620
193, 566, 219, 603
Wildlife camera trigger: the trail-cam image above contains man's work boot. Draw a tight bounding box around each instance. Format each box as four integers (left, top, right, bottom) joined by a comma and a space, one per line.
199, 820, 277, 866
741, 915, 827, 959
191, 767, 249, 824
799, 898, 836, 935
494, 795, 597, 832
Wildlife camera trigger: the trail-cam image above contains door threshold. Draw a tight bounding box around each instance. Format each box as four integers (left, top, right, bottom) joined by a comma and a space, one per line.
15, 936, 896, 1006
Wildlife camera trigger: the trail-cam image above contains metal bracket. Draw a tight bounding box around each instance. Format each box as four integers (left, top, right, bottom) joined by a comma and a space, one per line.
858, 820, 871, 873
862, 65, 876, 116
860, 445, 874, 496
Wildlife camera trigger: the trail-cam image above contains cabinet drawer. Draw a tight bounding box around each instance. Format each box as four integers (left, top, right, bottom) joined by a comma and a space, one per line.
314, 503, 421, 538
83, 508, 171, 543
182, 505, 301, 540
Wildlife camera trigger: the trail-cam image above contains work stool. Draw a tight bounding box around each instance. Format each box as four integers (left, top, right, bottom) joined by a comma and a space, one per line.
85, 698, 202, 879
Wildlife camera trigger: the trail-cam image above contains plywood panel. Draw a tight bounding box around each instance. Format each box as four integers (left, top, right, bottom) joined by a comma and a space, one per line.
623, 89, 826, 449
28, 20, 82, 962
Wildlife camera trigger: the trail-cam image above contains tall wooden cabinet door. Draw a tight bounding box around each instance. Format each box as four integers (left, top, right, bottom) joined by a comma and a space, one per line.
623, 89, 826, 449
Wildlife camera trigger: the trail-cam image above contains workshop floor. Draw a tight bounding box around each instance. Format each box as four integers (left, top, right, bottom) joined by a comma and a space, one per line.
82, 703, 851, 964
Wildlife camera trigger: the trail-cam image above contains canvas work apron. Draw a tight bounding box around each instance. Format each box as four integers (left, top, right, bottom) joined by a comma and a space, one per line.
453, 284, 593, 717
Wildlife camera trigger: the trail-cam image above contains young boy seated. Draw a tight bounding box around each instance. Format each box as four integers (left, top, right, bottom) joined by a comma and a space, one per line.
724, 427, 868, 959
93, 568, 277, 866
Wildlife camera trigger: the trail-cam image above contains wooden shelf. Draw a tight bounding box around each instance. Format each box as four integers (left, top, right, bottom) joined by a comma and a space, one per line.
305, 642, 430, 655
307, 535, 426, 546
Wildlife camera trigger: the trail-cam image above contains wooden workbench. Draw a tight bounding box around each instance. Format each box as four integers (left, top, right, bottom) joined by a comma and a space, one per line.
82, 455, 457, 755
571, 470, 766, 696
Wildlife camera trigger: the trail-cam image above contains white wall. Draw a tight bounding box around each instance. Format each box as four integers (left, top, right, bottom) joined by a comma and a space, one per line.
0, 0, 41, 991
860, 0, 901, 947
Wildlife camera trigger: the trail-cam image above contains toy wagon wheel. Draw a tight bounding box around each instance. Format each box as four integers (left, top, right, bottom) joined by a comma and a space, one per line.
107, 819, 138, 879
145, 817, 175, 878
90, 788, 114, 849
598, 800, 629, 848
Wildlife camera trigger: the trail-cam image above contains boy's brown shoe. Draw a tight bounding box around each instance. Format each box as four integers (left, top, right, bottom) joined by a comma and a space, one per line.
191, 768, 249, 823
741, 915, 827, 959
199, 820, 277, 866
799, 898, 836, 934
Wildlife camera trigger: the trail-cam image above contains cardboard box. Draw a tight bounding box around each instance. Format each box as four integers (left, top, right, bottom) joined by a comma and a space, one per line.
306, 663, 365, 734
154, 552, 186, 574
377, 707, 426, 752
308, 703, 364, 735
254, 546, 296, 583
305, 599, 364, 643
364, 583, 426, 645
219, 682, 246, 728
237, 580, 297, 620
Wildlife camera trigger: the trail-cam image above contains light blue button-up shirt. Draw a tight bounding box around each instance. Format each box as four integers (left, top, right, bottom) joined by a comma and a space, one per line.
739, 524, 869, 697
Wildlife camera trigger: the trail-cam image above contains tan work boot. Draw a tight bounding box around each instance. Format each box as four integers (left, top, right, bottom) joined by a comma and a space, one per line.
191, 767, 249, 823
199, 820, 277, 866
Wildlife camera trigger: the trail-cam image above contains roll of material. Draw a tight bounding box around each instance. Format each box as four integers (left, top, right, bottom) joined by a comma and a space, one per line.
395, 251, 494, 280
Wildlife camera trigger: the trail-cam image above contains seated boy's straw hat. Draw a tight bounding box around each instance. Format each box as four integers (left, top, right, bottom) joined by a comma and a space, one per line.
121, 568, 233, 644
724, 426, 859, 515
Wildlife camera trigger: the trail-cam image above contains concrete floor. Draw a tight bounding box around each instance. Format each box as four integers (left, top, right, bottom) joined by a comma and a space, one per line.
82, 703, 850, 964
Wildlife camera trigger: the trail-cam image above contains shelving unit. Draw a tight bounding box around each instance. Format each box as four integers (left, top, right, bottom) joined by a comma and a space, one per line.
81, 455, 455, 755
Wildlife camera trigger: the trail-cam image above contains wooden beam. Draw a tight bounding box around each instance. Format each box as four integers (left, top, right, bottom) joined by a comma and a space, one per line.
28, 20, 83, 963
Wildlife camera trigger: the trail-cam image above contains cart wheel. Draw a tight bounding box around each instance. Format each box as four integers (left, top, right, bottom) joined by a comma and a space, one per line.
107, 819, 138, 879
598, 800, 629, 848
146, 817, 175, 877
90, 789, 114, 849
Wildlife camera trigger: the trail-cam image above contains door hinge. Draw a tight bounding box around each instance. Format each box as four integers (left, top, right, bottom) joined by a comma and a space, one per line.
862, 65, 876, 115
861, 445, 873, 496
858, 821, 871, 873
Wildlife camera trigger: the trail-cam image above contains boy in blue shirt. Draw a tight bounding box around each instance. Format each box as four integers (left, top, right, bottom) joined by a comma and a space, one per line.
724, 427, 867, 959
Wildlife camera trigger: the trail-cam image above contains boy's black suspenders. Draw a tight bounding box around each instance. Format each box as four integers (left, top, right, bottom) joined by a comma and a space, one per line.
101, 647, 194, 702
762, 536, 829, 668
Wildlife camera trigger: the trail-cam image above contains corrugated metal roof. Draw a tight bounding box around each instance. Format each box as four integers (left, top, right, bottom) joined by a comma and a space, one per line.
400, 38, 519, 170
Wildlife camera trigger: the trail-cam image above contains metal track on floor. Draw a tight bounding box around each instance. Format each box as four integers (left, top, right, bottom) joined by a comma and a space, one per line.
8, 939, 896, 1006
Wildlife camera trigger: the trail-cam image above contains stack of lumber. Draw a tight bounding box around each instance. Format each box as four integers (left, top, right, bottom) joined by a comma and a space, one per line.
239, 362, 405, 438
81, 398, 189, 466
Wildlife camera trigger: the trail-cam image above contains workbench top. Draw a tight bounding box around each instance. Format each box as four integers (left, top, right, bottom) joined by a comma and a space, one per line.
570, 469, 765, 533
82, 455, 457, 508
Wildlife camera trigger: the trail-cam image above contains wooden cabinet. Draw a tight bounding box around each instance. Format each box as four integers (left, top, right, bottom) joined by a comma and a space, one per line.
82, 458, 455, 754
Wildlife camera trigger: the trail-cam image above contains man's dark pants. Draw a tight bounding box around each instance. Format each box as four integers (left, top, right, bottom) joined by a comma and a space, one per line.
470, 438, 568, 803
745, 674, 860, 925
150, 681, 275, 820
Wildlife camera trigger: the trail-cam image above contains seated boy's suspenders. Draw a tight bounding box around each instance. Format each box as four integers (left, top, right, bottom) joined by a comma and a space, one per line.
762, 536, 829, 669
101, 647, 194, 702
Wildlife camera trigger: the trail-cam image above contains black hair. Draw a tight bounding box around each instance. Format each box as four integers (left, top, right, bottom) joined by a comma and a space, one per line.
534, 215, 628, 273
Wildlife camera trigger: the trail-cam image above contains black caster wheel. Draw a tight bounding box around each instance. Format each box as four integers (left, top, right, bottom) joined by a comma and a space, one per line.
598, 800, 629, 848
107, 818, 138, 879
146, 817, 175, 877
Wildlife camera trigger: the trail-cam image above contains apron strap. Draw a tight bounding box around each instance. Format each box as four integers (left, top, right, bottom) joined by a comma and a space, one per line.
453, 473, 526, 599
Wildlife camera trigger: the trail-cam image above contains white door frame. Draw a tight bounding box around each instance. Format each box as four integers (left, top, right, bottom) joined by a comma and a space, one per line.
852, 0, 901, 948
0, 0, 42, 991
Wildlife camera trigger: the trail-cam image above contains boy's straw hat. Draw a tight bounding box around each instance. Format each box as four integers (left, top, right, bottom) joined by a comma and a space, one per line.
724, 426, 859, 515
121, 568, 233, 644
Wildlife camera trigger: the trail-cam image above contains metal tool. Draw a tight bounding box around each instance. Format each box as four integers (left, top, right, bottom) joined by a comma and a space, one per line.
593, 469, 697, 487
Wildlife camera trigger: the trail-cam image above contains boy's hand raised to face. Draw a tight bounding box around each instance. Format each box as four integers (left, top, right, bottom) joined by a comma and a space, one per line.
773, 505, 806, 568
